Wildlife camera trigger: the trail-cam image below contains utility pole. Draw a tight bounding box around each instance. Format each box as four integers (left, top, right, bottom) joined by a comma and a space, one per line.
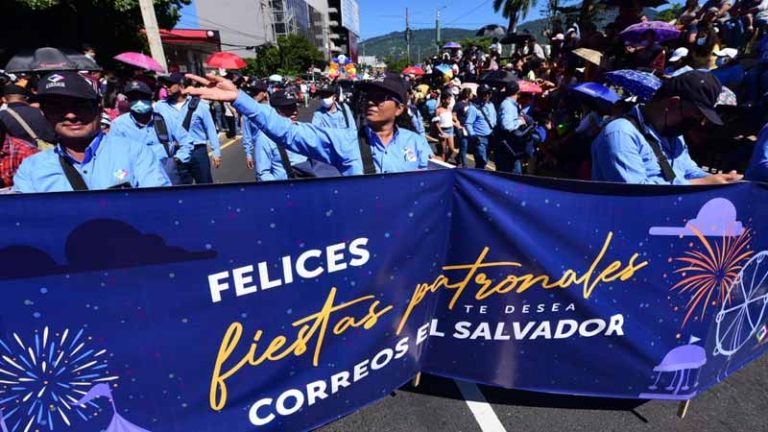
138, 0, 168, 71
435, 8, 441, 55
405, 8, 411, 64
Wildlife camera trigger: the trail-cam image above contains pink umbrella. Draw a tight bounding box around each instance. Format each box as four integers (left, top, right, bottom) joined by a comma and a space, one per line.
518, 80, 543, 94
114, 52, 165, 73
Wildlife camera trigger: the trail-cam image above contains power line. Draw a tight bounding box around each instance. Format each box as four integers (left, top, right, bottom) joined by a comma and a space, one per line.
444, 0, 492, 26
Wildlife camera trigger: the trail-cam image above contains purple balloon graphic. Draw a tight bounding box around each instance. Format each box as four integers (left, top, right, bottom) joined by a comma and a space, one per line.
76, 384, 151, 432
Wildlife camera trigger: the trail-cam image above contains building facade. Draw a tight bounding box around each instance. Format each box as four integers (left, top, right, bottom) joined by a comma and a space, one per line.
177, 0, 343, 61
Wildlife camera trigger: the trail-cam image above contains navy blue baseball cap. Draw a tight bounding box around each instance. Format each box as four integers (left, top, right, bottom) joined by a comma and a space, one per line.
158, 72, 186, 85
358, 73, 407, 104
270, 90, 298, 108
124, 80, 153, 97
36, 71, 99, 100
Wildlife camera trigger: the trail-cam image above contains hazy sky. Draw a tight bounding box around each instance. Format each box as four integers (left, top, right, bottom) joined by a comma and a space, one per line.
357, 0, 539, 40
176, 0, 684, 42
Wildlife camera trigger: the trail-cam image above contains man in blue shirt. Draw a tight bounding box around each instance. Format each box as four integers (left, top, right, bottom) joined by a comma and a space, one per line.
311, 84, 357, 132
155, 73, 221, 184
405, 89, 426, 138
746, 122, 768, 182
13, 71, 170, 193
469, 84, 496, 169
110, 80, 194, 185
186, 72, 432, 175
496, 80, 528, 174
241, 80, 270, 172
592, 71, 742, 185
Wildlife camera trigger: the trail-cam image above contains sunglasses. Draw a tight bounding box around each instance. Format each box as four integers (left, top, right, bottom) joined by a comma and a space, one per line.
366, 91, 401, 106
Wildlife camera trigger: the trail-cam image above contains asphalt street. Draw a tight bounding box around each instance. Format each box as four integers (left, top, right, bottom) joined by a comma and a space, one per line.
209, 101, 768, 432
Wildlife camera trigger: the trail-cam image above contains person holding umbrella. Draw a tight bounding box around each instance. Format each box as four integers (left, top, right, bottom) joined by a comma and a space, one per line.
184, 72, 432, 175
591, 71, 743, 185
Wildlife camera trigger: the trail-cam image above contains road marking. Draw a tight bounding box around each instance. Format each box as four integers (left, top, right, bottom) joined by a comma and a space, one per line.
455, 380, 507, 432
208, 137, 239, 156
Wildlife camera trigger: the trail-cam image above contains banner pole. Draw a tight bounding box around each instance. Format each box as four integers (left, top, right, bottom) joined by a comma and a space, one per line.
412, 372, 422, 388
677, 400, 691, 419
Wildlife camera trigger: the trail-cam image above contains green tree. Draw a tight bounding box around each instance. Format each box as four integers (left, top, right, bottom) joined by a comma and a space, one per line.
243, 44, 281, 77
1, 0, 188, 65
273, 34, 324, 77
656, 4, 682, 23
492, 0, 538, 34
383, 56, 410, 73
459, 37, 492, 53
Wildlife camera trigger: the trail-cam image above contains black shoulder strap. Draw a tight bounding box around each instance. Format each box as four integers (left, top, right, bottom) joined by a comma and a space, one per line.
182, 97, 201, 131
477, 103, 494, 131
152, 113, 172, 157
275, 145, 296, 179
58, 154, 89, 191
339, 102, 351, 129
357, 128, 377, 175
622, 115, 676, 182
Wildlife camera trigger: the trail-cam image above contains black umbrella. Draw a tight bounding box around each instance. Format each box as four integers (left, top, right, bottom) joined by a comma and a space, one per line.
5, 47, 101, 73
602, 0, 668, 7
479, 70, 518, 87
476, 24, 507, 38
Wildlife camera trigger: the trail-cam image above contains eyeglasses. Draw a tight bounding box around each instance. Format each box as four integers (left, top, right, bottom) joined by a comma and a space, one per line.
366, 91, 400, 106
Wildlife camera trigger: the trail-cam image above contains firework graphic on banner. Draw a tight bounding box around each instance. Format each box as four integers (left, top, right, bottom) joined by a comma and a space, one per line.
0, 327, 118, 432
672, 227, 754, 326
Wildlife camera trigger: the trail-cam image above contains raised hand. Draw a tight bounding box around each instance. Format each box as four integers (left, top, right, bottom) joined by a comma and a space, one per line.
184, 74, 239, 102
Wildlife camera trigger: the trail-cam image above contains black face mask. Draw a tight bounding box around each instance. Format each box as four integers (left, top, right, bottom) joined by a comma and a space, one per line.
167, 91, 182, 100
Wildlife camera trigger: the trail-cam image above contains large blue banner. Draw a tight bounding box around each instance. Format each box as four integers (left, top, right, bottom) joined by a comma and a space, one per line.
0, 170, 766, 431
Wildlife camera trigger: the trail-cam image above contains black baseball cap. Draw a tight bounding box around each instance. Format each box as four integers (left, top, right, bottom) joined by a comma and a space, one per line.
358, 73, 407, 104
36, 71, 99, 100
2, 84, 28, 97
158, 72, 186, 85
505, 79, 520, 95
270, 90, 298, 108
245, 79, 269, 95
657, 70, 723, 126
124, 80, 153, 97
314, 83, 337, 98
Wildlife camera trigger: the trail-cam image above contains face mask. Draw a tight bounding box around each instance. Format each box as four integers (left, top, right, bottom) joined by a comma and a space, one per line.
321, 97, 335, 108
696, 37, 707, 46
130, 99, 153, 114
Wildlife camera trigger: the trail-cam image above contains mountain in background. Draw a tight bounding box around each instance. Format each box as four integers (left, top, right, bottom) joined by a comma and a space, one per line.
359, 7, 659, 61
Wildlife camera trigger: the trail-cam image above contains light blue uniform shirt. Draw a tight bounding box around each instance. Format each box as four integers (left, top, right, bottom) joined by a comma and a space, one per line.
408, 105, 426, 137
242, 116, 308, 181
311, 103, 357, 131
154, 97, 221, 157
13, 132, 171, 193
746, 123, 768, 182
233, 91, 432, 175
463, 104, 478, 136
499, 97, 522, 132
471, 101, 496, 137
591, 106, 709, 184
110, 111, 194, 163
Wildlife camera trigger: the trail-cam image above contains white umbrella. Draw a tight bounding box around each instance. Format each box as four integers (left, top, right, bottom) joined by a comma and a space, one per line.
268, 74, 283, 82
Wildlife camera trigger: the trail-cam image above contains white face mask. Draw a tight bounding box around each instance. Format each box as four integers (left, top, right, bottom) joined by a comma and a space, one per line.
321, 97, 335, 108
